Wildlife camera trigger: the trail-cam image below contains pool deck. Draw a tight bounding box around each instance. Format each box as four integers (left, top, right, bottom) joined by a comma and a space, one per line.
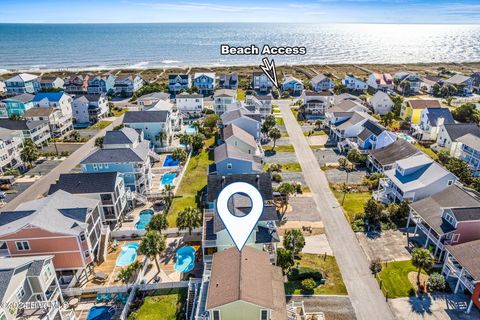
80, 240, 144, 288
73, 299, 124, 320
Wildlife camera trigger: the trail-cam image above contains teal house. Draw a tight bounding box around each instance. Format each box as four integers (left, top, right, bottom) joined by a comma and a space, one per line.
0, 93, 34, 118
87, 75, 116, 95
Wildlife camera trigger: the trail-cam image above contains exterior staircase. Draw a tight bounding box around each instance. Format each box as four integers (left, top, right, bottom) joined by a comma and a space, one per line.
148, 150, 161, 161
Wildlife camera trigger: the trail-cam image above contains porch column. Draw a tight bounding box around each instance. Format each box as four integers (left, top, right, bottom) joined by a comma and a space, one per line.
454, 268, 464, 294
434, 238, 440, 257
406, 213, 411, 229
424, 229, 430, 248
467, 299, 474, 314
413, 223, 418, 237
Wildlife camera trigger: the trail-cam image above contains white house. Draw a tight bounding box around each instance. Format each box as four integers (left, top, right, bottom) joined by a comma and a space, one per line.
214, 89, 237, 115
4, 73, 40, 96
136, 92, 170, 108
310, 74, 334, 92
435, 124, 480, 156
367, 73, 394, 92
394, 72, 422, 95
223, 124, 260, 156
175, 92, 203, 118
72, 94, 109, 125
31, 92, 73, 137
114, 75, 144, 96
369, 91, 394, 115
342, 75, 368, 91
412, 108, 455, 141
302, 90, 332, 117
0, 128, 24, 173
326, 110, 378, 143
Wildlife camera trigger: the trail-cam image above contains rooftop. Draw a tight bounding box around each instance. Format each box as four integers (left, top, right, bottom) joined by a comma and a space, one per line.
207, 173, 274, 203
447, 239, 480, 281
407, 99, 442, 109
443, 123, 480, 141
1, 93, 34, 103
32, 92, 67, 102
457, 133, 480, 150
425, 108, 455, 126
369, 138, 421, 166
103, 127, 140, 145
123, 110, 169, 123
48, 172, 120, 195
223, 124, 257, 148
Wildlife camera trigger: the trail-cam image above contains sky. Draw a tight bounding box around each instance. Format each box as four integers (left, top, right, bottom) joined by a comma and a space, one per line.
0, 0, 480, 24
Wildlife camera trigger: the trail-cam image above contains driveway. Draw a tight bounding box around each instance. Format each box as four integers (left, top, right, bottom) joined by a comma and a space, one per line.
287, 295, 357, 320
356, 230, 412, 262
389, 294, 480, 320
313, 147, 342, 166
277, 100, 394, 320
325, 168, 368, 185
263, 151, 299, 164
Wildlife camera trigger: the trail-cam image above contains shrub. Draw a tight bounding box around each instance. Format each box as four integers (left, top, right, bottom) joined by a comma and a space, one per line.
369, 258, 382, 276
301, 278, 317, 292
288, 267, 323, 282
351, 218, 365, 232
272, 173, 282, 183
427, 273, 446, 292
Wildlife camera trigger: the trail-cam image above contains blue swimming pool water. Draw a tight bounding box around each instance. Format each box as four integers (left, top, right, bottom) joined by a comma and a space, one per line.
87, 306, 115, 320
186, 125, 197, 135
135, 209, 154, 230
174, 246, 196, 273
161, 173, 177, 186
163, 155, 180, 167
116, 243, 139, 267
398, 133, 415, 143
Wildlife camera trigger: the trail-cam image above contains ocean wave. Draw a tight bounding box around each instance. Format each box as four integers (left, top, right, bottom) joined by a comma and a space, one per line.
161, 60, 181, 64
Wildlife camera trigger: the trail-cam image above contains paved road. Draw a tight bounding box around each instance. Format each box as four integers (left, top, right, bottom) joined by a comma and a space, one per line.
277, 101, 394, 320
2, 116, 124, 211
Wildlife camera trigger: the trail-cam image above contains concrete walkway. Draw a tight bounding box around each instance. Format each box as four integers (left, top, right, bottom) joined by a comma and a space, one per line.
277, 100, 394, 320
2, 116, 125, 211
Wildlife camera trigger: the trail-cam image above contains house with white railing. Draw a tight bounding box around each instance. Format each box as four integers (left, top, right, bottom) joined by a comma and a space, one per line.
373, 153, 457, 204
442, 240, 480, 314
406, 185, 480, 260
368, 138, 422, 173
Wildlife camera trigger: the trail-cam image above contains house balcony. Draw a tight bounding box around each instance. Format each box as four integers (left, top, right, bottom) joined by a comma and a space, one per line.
202, 209, 217, 249
443, 256, 476, 293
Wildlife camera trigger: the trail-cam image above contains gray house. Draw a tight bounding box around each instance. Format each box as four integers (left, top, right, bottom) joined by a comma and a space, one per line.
220, 104, 261, 139
368, 138, 421, 172
213, 143, 262, 175
374, 153, 457, 203
0, 256, 71, 320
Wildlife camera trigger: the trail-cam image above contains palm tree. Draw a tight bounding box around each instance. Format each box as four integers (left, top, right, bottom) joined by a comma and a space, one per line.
117, 267, 133, 283
179, 134, 192, 152
156, 132, 167, 148
139, 230, 166, 272
176, 207, 202, 235
20, 139, 39, 168
147, 213, 169, 234
162, 184, 175, 210
268, 128, 281, 150
411, 248, 434, 285
172, 148, 187, 164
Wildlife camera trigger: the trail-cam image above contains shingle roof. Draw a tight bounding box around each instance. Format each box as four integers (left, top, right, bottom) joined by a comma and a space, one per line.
137, 92, 170, 101
103, 127, 139, 145
457, 133, 480, 150
48, 172, 119, 195
336, 111, 375, 130
32, 92, 66, 102
214, 144, 262, 171
6, 73, 38, 83
445, 74, 472, 85
24, 107, 55, 117
0, 190, 98, 236
369, 138, 421, 166
410, 185, 480, 235
176, 92, 203, 99
214, 89, 236, 98
223, 124, 256, 148
0, 119, 48, 131
407, 99, 442, 109
75, 94, 104, 102
1, 93, 34, 103
443, 124, 480, 141
329, 99, 364, 113
446, 239, 480, 281
369, 91, 393, 106
81, 142, 150, 164
207, 173, 274, 203
221, 106, 260, 124
425, 108, 454, 126
451, 207, 480, 222
363, 120, 385, 136
311, 74, 328, 83
123, 111, 169, 123
206, 246, 285, 314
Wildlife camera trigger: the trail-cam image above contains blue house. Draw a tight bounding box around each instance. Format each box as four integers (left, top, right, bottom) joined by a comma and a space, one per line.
0, 94, 34, 118
87, 75, 116, 95
123, 111, 172, 151
282, 75, 304, 96
212, 143, 262, 175
5, 73, 40, 96
80, 127, 155, 194
356, 121, 396, 151
168, 74, 191, 95
193, 72, 215, 96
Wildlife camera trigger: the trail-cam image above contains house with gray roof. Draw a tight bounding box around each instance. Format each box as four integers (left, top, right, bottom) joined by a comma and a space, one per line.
175, 92, 203, 118
0, 119, 51, 147
443, 74, 474, 95
326, 110, 378, 147
72, 94, 109, 125
0, 190, 103, 275
123, 111, 173, 150
214, 89, 237, 115
48, 172, 128, 226
341, 120, 396, 153
369, 91, 394, 115
220, 104, 261, 139
114, 75, 144, 97
223, 124, 260, 156
368, 138, 422, 172
136, 92, 170, 108
0, 256, 71, 320
0, 93, 34, 119
282, 75, 304, 96
413, 107, 455, 141
373, 153, 457, 203
407, 185, 480, 260
39, 76, 64, 91
81, 128, 155, 194
0, 128, 24, 173
212, 143, 262, 175
310, 73, 334, 92
168, 74, 191, 95
218, 73, 238, 90
435, 123, 480, 156
442, 239, 480, 314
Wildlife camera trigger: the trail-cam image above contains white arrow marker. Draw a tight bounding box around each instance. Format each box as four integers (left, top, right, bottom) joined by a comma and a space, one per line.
260, 57, 279, 89
216, 182, 264, 251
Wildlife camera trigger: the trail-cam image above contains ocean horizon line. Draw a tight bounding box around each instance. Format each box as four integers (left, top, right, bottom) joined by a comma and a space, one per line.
1, 22, 480, 25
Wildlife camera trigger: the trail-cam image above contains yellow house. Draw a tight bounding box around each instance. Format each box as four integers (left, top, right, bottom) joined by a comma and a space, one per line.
205, 246, 288, 320
400, 99, 443, 125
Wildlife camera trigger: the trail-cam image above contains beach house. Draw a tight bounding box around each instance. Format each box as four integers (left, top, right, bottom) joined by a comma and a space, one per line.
245, 94, 273, 117
193, 73, 215, 96
412, 107, 455, 141
367, 138, 421, 172
282, 75, 304, 96
0, 94, 34, 118
114, 75, 144, 97
373, 153, 457, 203
342, 75, 368, 91
253, 71, 274, 93
301, 90, 332, 118
367, 73, 394, 92
369, 91, 394, 115
87, 75, 116, 95
435, 123, 480, 156
48, 172, 128, 227
456, 134, 480, 176
39, 76, 64, 91
223, 124, 259, 155
310, 74, 334, 92
0, 190, 104, 277
394, 72, 422, 95
212, 143, 262, 175
81, 128, 154, 194
220, 104, 262, 139
64, 74, 89, 94
123, 111, 172, 151
168, 74, 191, 95
326, 110, 378, 144
0, 119, 51, 147
0, 128, 24, 173
4, 73, 40, 96
175, 92, 203, 118
136, 92, 170, 109
400, 99, 443, 124
214, 89, 237, 115
72, 94, 109, 125
342, 121, 396, 153
31, 92, 73, 137
218, 73, 238, 90
443, 74, 474, 96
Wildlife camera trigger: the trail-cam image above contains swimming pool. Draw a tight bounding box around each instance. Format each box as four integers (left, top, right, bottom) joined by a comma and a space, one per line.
163, 154, 180, 167
185, 125, 197, 135
161, 173, 177, 186
116, 243, 139, 267
135, 209, 154, 230
398, 133, 416, 143
174, 246, 196, 273
87, 306, 115, 320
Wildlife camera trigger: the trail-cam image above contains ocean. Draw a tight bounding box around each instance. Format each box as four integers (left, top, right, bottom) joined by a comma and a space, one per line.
1, 23, 480, 71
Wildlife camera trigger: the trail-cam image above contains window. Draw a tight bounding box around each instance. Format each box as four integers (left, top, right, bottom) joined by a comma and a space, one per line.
84, 250, 91, 258
80, 233, 86, 241
16, 241, 30, 251
93, 164, 98, 171
447, 180, 454, 186
212, 310, 220, 320
16, 287, 25, 300
227, 163, 232, 169
260, 310, 268, 320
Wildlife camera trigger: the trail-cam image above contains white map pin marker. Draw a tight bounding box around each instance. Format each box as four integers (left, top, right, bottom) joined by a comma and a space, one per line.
216, 182, 264, 251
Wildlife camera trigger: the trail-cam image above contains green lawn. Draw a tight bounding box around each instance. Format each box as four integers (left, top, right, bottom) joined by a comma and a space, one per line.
276, 117, 285, 125
273, 109, 281, 114
84, 120, 113, 130
310, 145, 325, 150
414, 144, 438, 161
263, 162, 302, 172
281, 132, 289, 137
262, 145, 295, 152
285, 253, 347, 295
128, 289, 187, 320
112, 107, 128, 117
237, 88, 246, 101
332, 190, 371, 222
167, 137, 214, 226
303, 130, 326, 136
377, 260, 427, 298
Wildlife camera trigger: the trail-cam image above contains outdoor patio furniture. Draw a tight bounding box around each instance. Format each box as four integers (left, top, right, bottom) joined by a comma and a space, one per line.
96, 293, 104, 303
94, 272, 108, 281
104, 293, 112, 302
68, 298, 79, 309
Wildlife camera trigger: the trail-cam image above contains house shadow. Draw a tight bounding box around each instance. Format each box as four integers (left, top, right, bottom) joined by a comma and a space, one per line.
408, 293, 433, 316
